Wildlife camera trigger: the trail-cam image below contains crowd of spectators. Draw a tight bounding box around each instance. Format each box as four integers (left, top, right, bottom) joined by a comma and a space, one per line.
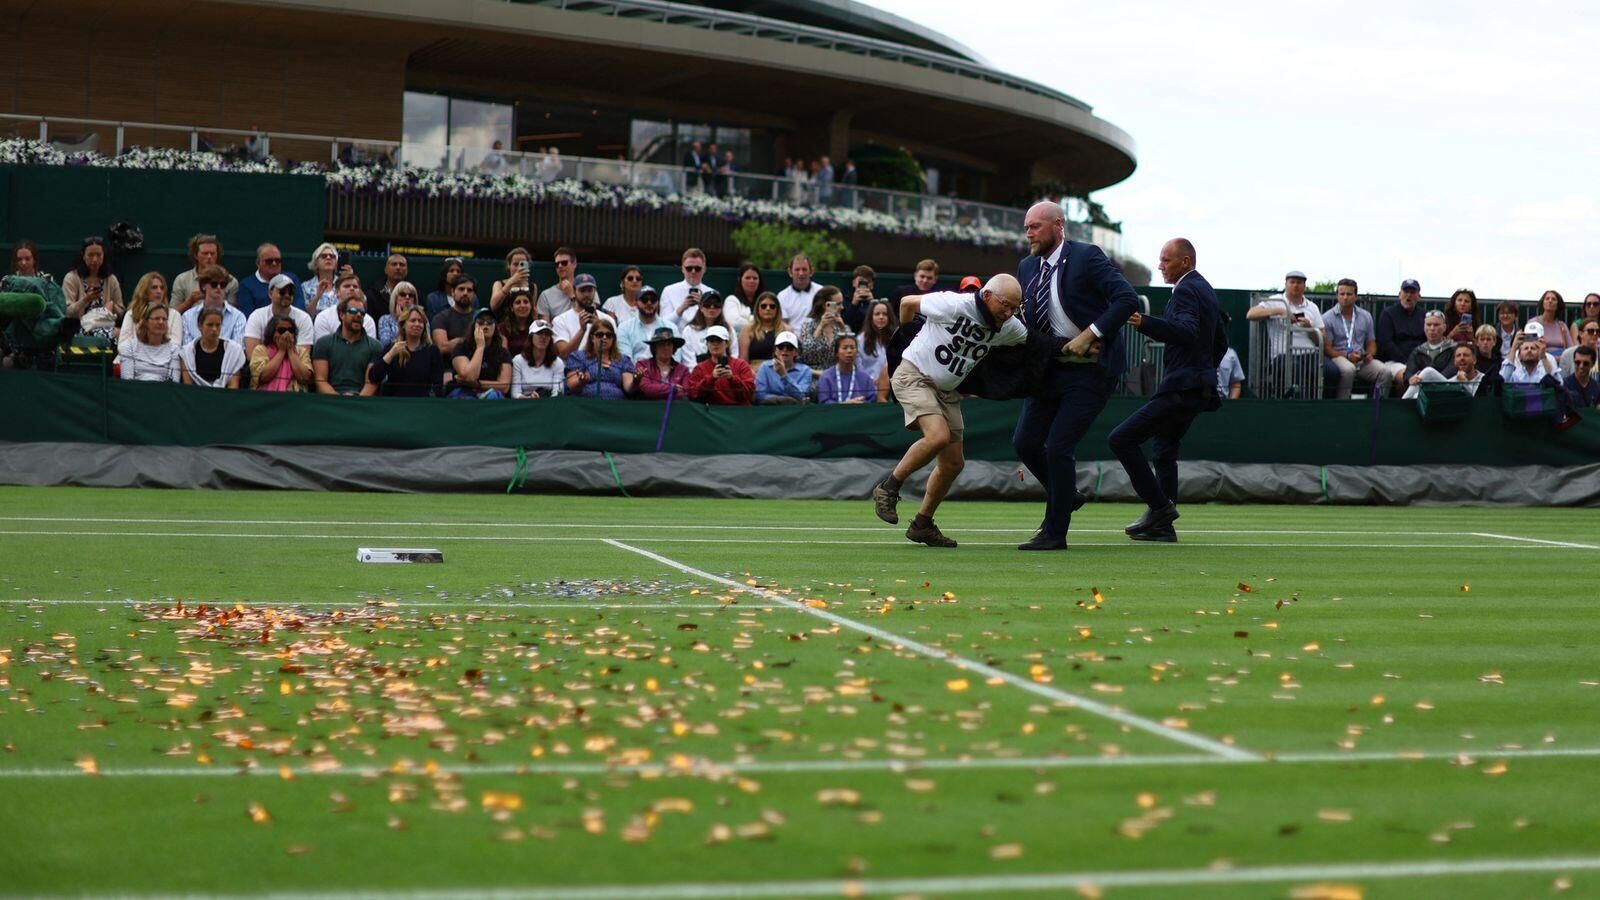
11, 236, 919, 405
9, 233, 1598, 419
1245, 271, 1598, 415
680, 141, 858, 206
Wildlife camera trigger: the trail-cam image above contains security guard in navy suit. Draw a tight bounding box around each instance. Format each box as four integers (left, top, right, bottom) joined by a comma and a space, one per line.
1013, 201, 1141, 551
1108, 238, 1228, 543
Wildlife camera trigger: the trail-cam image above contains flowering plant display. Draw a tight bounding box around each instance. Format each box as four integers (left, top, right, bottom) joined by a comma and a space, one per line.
0, 138, 1027, 251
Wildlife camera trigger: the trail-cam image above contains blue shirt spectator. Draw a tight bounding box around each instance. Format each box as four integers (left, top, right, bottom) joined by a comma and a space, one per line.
566, 348, 635, 399
754, 334, 812, 404
236, 245, 294, 316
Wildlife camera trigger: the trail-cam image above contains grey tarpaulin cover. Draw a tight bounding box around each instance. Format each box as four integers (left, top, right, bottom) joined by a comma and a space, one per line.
1, 442, 1597, 506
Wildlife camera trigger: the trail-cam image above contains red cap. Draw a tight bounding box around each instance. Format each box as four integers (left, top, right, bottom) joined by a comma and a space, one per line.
958, 275, 982, 293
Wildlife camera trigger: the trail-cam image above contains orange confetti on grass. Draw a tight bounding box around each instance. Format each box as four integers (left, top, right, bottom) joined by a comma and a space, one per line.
247, 802, 272, 824
74, 755, 98, 776
480, 791, 523, 812
816, 788, 862, 806
1289, 885, 1364, 900
1482, 761, 1509, 776
946, 678, 970, 692
1091, 587, 1106, 605
1237, 582, 1254, 592
989, 843, 1024, 860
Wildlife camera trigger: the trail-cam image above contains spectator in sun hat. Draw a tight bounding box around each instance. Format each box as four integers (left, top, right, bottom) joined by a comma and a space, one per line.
635, 326, 693, 400
686, 325, 754, 405
754, 329, 813, 404
511, 319, 566, 398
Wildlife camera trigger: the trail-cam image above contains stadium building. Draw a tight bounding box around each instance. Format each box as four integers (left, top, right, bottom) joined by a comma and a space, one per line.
2, 0, 1138, 271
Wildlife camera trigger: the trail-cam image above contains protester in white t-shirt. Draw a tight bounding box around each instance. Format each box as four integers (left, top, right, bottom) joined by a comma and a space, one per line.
870, 276, 1027, 549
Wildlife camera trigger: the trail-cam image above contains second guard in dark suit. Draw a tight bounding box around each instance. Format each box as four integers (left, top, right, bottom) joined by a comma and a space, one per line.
1108, 238, 1228, 542
1012, 201, 1141, 551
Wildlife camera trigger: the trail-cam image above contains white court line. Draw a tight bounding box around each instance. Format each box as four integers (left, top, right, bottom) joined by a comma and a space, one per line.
0, 515, 1545, 537
1473, 531, 1600, 550
59, 855, 1600, 898
0, 529, 1505, 549
0, 600, 761, 610
604, 539, 1255, 761
6, 745, 1600, 780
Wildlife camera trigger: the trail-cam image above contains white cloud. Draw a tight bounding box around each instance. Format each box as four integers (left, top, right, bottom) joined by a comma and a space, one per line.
868, 0, 1600, 296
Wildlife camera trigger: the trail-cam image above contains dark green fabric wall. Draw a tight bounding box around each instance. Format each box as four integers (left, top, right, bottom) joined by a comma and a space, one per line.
4, 370, 1595, 467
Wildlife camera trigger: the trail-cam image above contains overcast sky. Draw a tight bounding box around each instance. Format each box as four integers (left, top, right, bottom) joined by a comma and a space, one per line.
871, 0, 1599, 301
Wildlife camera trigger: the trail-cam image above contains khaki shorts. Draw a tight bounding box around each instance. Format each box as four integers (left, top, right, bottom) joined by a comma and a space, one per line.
892, 361, 964, 442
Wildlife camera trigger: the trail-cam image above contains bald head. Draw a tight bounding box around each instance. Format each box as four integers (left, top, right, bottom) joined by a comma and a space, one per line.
1024, 201, 1066, 256
1157, 238, 1197, 285
981, 273, 1024, 324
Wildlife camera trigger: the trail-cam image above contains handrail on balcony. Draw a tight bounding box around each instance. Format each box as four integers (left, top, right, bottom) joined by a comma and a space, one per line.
0, 111, 1124, 254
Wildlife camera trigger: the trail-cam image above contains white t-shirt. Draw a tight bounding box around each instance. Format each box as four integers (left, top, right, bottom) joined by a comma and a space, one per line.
776, 283, 820, 325
900, 291, 1027, 390
511, 355, 567, 398
857, 338, 888, 383
553, 308, 616, 354
311, 306, 377, 343
245, 305, 315, 346
1261, 295, 1325, 354
602, 295, 638, 324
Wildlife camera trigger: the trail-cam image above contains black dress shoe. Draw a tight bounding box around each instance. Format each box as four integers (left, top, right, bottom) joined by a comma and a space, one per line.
1125, 502, 1179, 535
1018, 533, 1069, 551
1130, 525, 1177, 543
1073, 490, 1088, 512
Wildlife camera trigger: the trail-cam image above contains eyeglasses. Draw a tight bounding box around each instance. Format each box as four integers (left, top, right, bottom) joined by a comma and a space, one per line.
317, 252, 336, 260
344, 308, 366, 316
262, 257, 282, 265
396, 291, 417, 298
701, 301, 722, 308
275, 326, 297, 335
555, 259, 574, 267
758, 303, 777, 310
683, 265, 703, 273
204, 281, 227, 288
1584, 328, 1600, 335
623, 275, 642, 282
640, 296, 659, 303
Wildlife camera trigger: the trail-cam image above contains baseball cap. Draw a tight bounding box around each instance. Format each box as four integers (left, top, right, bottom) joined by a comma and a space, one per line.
1523, 320, 1546, 338
1285, 270, 1307, 281
473, 307, 497, 323
774, 330, 799, 349
1401, 279, 1421, 292
528, 320, 552, 335
958, 275, 982, 293
705, 325, 731, 342
637, 285, 659, 300
268, 273, 295, 291
574, 273, 597, 289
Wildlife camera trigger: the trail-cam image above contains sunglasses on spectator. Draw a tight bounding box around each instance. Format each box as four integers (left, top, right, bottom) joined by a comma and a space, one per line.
556, 259, 574, 267
623, 275, 642, 282
595, 331, 615, 338
204, 281, 227, 288
701, 300, 722, 307
683, 265, 703, 273
758, 303, 777, 310
1584, 327, 1600, 334
344, 308, 365, 315
318, 252, 336, 259
262, 257, 282, 265
275, 326, 297, 335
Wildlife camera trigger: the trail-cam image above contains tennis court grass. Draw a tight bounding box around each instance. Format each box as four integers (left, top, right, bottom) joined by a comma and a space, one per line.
1, 486, 1596, 898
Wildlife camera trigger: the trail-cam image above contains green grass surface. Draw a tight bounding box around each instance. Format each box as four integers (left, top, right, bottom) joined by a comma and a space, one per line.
1, 486, 1597, 898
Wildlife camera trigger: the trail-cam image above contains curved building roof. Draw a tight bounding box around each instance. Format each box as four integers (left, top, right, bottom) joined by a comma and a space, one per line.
680, 0, 991, 64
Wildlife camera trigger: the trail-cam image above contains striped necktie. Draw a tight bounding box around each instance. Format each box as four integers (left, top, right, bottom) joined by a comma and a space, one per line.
1028, 259, 1054, 330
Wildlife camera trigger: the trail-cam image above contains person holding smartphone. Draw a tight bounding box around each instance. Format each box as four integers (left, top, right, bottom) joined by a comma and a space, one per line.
1246, 270, 1325, 397
688, 326, 755, 405
490, 247, 534, 317
842, 265, 878, 332
799, 285, 850, 369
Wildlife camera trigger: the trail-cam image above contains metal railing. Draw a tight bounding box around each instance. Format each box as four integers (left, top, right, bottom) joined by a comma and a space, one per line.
508, 0, 1093, 112
0, 114, 1129, 252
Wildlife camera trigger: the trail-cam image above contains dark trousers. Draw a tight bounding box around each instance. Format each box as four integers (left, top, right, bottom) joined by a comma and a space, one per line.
1108, 387, 1208, 510
1012, 365, 1115, 538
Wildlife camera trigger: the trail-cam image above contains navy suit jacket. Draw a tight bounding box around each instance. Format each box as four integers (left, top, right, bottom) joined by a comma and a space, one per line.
1018, 241, 1141, 378
1136, 270, 1227, 395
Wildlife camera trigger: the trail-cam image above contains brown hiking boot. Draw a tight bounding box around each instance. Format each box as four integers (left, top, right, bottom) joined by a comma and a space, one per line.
872, 481, 900, 524
906, 519, 957, 548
